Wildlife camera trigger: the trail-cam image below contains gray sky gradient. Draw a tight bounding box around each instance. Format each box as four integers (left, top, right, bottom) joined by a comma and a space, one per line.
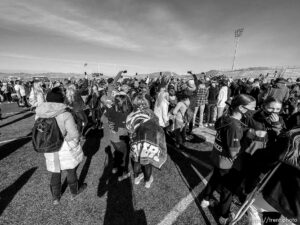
0, 0, 299, 74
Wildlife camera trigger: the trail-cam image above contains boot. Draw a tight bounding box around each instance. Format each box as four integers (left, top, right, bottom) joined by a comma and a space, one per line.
69, 181, 87, 200
50, 184, 61, 205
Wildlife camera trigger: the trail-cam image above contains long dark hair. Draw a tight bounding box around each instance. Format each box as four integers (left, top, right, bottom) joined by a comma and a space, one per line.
228, 94, 255, 115
115, 95, 133, 114
132, 94, 150, 111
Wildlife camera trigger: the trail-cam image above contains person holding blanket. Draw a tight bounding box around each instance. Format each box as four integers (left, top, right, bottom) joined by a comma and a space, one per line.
106, 93, 133, 181
35, 87, 86, 205
126, 94, 167, 189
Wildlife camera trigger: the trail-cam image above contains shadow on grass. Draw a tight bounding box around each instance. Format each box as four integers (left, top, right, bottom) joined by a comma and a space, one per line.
166, 134, 218, 224
0, 112, 34, 129
0, 133, 32, 161
0, 167, 37, 216
61, 129, 103, 194
97, 146, 147, 225
2, 109, 30, 120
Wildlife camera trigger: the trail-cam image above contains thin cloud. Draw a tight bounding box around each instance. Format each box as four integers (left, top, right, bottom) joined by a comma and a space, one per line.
0, 52, 149, 70
0, 1, 141, 51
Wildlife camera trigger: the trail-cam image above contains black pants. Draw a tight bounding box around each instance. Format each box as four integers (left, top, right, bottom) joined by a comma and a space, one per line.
74, 110, 88, 135
174, 128, 184, 145
4, 93, 12, 102
201, 167, 233, 218
50, 168, 77, 187
91, 108, 100, 126
206, 103, 217, 123
133, 162, 152, 182
20, 96, 29, 107
111, 138, 129, 175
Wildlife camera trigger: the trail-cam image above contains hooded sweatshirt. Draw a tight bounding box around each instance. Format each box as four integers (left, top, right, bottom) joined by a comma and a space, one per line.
211, 116, 244, 169
267, 82, 290, 103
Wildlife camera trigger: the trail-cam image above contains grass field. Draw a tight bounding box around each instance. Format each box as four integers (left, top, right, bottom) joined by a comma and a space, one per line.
0, 102, 250, 225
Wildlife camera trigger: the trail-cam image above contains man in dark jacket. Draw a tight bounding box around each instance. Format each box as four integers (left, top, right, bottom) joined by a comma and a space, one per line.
267, 78, 290, 104
206, 80, 219, 126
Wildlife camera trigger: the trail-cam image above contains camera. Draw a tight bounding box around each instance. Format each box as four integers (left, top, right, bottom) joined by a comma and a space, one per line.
187, 71, 192, 74
123, 70, 127, 73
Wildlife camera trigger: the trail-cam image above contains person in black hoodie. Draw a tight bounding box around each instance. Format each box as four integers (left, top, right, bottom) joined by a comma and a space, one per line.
200, 94, 256, 225
206, 80, 219, 126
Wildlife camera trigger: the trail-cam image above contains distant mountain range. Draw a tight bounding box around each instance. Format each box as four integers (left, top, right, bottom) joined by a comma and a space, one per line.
0, 66, 299, 81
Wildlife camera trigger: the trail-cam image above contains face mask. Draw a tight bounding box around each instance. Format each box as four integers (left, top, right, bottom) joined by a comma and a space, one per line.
262, 109, 272, 116
237, 107, 248, 116
243, 109, 255, 117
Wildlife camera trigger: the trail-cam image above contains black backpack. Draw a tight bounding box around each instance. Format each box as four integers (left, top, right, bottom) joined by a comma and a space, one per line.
32, 117, 64, 153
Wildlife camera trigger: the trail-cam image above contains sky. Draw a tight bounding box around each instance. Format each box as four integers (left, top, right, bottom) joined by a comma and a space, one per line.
0, 0, 299, 75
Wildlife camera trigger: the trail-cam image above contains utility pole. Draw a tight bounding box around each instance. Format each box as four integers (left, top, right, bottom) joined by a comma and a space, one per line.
232, 28, 244, 71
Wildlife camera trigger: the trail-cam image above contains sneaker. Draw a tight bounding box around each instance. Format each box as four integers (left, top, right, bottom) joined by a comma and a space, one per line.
219, 212, 235, 225
200, 199, 210, 208
209, 123, 214, 127
145, 176, 154, 189
198, 124, 204, 128
118, 172, 131, 182
53, 199, 60, 205
204, 123, 208, 127
112, 168, 118, 174
134, 173, 144, 185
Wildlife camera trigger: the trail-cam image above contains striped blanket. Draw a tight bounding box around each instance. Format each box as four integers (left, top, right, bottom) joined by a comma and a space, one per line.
126, 109, 167, 168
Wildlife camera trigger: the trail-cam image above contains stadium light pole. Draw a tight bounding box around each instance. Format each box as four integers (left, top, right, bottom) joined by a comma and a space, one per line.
232, 28, 244, 71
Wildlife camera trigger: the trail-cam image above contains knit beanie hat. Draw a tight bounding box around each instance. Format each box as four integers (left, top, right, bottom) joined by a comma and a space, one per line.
46, 87, 64, 103
107, 78, 114, 84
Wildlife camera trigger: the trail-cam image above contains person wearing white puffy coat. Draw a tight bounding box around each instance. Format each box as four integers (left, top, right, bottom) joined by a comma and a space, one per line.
217, 85, 228, 119
154, 91, 170, 128
29, 81, 46, 108
35, 87, 86, 205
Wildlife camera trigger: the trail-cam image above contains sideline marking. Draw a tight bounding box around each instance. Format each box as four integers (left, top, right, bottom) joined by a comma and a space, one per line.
0, 136, 31, 145
2, 110, 30, 116
158, 128, 216, 225
157, 163, 209, 225
191, 164, 208, 185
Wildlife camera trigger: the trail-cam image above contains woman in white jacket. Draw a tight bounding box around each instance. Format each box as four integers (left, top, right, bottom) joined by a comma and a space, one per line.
29, 81, 46, 108
154, 90, 170, 128
35, 87, 86, 205
217, 82, 228, 119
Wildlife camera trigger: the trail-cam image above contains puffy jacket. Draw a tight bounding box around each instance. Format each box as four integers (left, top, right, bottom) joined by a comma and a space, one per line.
217, 86, 228, 108
154, 92, 170, 128
29, 89, 45, 107
35, 102, 80, 172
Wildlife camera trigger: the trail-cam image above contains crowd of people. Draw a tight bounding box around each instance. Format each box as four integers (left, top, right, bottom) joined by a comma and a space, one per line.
1, 71, 300, 224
